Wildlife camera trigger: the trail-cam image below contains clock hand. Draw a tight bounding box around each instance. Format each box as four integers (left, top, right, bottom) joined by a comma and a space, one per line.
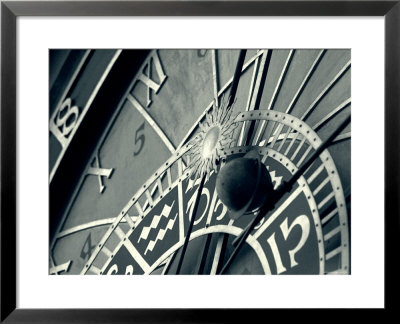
195, 231, 213, 274
244, 50, 272, 146
218, 114, 351, 274
227, 50, 247, 108
175, 50, 247, 274
175, 174, 206, 274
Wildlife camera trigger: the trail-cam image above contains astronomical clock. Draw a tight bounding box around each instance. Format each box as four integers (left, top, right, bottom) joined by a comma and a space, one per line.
49, 49, 351, 275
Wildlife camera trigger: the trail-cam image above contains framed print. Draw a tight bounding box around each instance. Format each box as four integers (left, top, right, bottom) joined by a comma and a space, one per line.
1, 0, 399, 322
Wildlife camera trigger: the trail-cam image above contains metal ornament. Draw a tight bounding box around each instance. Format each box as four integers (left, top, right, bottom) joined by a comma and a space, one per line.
186, 98, 238, 181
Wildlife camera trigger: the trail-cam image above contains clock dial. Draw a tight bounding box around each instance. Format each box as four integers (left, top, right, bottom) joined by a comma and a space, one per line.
49, 49, 350, 275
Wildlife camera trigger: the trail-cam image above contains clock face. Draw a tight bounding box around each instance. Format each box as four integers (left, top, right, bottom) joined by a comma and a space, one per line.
49, 49, 351, 275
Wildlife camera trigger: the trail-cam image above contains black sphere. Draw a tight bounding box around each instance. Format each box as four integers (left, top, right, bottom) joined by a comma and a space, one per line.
216, 153, 273, 219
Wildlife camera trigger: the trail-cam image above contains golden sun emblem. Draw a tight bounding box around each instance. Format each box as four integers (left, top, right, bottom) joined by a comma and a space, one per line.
187, 99, 238, 180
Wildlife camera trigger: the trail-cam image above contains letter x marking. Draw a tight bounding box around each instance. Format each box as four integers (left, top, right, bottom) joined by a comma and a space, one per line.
86, 154, 114, 193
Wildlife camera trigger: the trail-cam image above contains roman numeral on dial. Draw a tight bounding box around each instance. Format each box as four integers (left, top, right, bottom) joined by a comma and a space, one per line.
86, 154, 114, 193
49, 260, 71, 275
131, 50, 167, 108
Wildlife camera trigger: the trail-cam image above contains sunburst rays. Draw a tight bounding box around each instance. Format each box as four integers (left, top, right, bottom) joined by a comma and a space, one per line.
187, 98, 238, 180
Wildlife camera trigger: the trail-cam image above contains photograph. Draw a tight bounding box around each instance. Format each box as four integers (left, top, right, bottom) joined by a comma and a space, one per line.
2, 0, 397, 320
49, 49, 351, 275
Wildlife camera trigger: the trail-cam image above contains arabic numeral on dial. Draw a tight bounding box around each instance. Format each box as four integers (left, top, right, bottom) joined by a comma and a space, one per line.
186, 187, 210, 226
107, 264, 134, 275
214, 199, 228, 221
80, 233, 96, 260
267, 233, 287, 274
56, 98, 80, 137
133, 122, 145, 156
280, 215, 310, 268
125, 265, 134, 275
107, 264, 118, 275
267, 214, 311, 274
197, 49, 208, 57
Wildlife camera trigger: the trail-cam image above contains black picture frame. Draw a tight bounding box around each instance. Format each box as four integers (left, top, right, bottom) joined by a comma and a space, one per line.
1, 0, 398, 322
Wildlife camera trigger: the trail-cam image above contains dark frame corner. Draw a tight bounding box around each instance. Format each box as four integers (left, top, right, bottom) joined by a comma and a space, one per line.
1, 1, 399, 322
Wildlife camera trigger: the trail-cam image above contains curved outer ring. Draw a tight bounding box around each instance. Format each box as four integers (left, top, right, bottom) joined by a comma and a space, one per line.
235, 110, 349, 273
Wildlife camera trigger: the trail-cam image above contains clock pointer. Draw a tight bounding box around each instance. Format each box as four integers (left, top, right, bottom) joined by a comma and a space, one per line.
244, 50, 272, 146
217, 114, 351, 274
175, 174, 206, 274
227, 50, 247, 108
175, 50, 247, 274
